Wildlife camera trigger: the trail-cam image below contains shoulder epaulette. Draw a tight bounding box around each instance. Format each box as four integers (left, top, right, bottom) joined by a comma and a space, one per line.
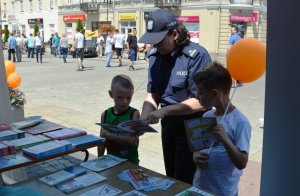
182, 43, 200, 58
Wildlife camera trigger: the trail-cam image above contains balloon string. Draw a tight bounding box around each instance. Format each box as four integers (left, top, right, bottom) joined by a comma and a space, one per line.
207, 86, 237, 154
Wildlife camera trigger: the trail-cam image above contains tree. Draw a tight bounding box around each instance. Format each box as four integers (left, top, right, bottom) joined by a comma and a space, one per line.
3, 26, 9, 43
99, 24, 115, 35
76, 19, 84, 32
34, 23, 39, 36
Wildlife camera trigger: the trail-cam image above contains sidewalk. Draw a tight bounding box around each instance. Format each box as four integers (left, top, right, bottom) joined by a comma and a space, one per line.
12, 51, 263, 195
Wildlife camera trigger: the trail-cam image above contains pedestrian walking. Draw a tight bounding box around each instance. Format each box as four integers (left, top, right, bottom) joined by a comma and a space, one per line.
72, 27, 85, 71
16, 34, 23, 62
113, 29, 125, 67
126, 28, 138, 71
8, 33, 16, 62
27, 33, 35, 58
105, 31, 113, 67
52, 32, 61, 58
60, 33, 68, 63
34, 31, 43, 63
49, 34, 54, 55
97, 33, 105, 57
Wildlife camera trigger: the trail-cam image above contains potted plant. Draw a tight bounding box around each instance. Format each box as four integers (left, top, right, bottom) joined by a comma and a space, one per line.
9, 88, 26, 122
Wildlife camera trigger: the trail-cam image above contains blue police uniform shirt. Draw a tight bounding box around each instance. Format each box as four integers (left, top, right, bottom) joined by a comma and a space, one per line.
147, 41, 212, 106
229, 33, 241, 45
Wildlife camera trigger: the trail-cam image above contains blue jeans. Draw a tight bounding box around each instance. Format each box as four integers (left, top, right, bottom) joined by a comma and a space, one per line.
61, 47, 68, 62
54, 45, 61, 57
28, 47, 34, 58
105, 52, 112, 67
36, 46, 43, 63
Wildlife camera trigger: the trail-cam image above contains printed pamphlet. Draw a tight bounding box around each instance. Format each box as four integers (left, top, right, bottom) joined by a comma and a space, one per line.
79, 184, 122, 196
80, 154, 127, 172
175, 186, 214, 196
96, 119, 157, 135
184, 117, 218, 152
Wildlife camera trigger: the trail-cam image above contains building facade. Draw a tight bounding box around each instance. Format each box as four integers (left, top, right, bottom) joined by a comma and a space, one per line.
1, 0, 266, 55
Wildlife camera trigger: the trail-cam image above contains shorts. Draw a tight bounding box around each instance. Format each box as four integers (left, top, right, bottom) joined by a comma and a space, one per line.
75, 48, 84, 58
115, 48, 122, 57
129, 49, 137, 61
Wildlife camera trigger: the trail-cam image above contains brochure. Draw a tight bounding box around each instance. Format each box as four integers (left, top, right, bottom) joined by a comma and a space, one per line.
121, 190, 147, 196
39, 165, 87, 186
119, 169, 174, 191
0, 141, 16, 156
0, 123, 11, 131
43, 128, 87, 140
96, 119, 157, 135
8, 135, 52, 149
79, 184, 122, 196
80, 154, 127, 172
183, 117, 218, 152
25, 121, 63, 135
12, 118, 44, 129
56, 172, 106, 193
66, 134, 106, 148
175, 186, 215, 196
0, 129, 25, 141
23, 140, 73, 159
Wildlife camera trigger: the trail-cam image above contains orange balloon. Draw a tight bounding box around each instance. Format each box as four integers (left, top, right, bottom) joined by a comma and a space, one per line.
226, 38, 266, 83
5, 60, 16, 78
7, 73, 21, 88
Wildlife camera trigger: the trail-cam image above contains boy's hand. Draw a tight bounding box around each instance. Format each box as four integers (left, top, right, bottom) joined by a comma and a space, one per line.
208, 124, 230, 144
100, 129, 110, 138
193, 151, 209, 169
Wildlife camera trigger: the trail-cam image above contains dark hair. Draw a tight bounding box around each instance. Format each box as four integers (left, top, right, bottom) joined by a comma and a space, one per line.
193, 61, 232, 95
76, 27, 80, 32
232, 26, 238, 32
173, 23, 190, 47
114, 29, 119, 33
111, 75, 134, 92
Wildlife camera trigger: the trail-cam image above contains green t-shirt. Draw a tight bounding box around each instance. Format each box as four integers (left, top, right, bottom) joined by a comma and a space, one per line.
104, 106, 139, 164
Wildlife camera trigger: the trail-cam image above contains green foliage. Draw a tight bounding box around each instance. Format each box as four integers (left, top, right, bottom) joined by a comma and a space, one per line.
34, 24, 39, 36
3, 27, 9, 43
76, 19, 84, 32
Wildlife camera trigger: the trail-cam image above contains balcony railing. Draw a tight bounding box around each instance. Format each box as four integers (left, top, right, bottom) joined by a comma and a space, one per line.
155, 0, 181, 8
230, 0, 253, 5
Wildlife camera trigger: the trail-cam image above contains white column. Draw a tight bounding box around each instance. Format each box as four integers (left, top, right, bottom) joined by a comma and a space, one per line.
260, 1, 300, 195
0, 38, 13, 124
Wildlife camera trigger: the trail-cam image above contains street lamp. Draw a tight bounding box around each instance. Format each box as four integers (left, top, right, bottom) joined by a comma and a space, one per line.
105, 0, 111, 24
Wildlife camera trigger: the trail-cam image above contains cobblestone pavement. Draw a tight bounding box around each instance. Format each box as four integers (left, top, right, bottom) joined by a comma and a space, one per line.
6, 50, 264, 195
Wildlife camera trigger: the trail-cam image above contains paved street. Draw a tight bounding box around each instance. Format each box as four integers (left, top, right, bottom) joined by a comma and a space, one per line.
7, 49, 264, 195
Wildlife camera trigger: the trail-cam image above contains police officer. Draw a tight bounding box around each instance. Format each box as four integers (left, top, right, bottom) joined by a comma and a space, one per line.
139, 9, 212, 184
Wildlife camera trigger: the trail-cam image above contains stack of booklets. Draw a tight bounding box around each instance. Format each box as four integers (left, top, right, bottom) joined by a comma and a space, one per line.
39, 165, 87, 186
66, 134, 105, 148
119, 169, 174, 191
23, 140, 73, 159
80, 154, 127, 172
7, 135, 52, 150
12, 118, 44, 129
0, 129, 25, 141
43, 128, 87, 140
25, 121, 63, 135
0, 141, 16, 156
0, 124, 11, 131
56, 172, 106, 193
175, 187, 214, 196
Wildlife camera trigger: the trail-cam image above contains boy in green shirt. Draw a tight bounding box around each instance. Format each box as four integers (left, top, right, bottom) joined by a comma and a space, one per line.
98, 75, 140, 164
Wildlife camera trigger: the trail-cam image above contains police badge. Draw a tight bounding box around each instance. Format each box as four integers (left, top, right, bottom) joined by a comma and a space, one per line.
147, 20, 154, 31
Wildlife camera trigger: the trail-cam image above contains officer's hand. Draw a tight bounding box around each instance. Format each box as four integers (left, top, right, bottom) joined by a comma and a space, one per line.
193, 151, 209, 169
145, 110, 166, 124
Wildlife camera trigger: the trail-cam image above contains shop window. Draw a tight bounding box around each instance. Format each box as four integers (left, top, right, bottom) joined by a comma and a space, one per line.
29, 0, 33, 11
39, 0, 42, 11
20, 0, 24, 12
50, 0, 54, 10
11, 2, 14, 14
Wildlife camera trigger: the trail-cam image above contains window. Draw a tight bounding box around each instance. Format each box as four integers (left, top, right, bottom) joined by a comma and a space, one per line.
50, 0, 54, 10
20, 0, 24, 12
39, 0, 42, 10
29, 0, 33, 11
11, 2, 15, 14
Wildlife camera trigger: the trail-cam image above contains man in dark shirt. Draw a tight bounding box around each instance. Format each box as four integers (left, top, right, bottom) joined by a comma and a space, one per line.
126, 28, 138, 71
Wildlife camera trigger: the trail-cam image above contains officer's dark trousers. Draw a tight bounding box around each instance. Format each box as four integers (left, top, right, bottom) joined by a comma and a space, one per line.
161, 112, 204, 184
